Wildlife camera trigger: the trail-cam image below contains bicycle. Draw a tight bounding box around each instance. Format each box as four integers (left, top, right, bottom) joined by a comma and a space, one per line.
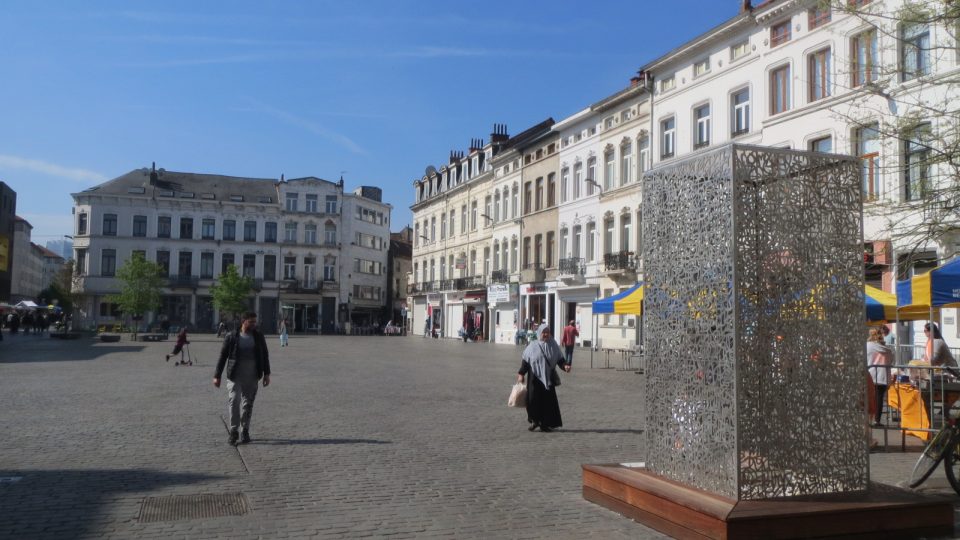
907, 412, 960, 494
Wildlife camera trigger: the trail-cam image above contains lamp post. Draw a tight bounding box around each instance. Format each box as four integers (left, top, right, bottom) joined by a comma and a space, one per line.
585, 178, 603, 194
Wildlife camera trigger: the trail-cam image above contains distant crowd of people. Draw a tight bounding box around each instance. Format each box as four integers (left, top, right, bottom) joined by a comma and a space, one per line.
2, 311, 68, 337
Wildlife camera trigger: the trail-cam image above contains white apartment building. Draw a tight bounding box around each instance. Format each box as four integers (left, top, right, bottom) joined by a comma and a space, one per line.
10, 216, 44, 302
641, 0, 959, 337
70, 167, 390, 333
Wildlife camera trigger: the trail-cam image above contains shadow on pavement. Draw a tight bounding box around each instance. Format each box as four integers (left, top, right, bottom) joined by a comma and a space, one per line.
0, 343, 147, 363
0, 468, 223, 537
252, 438, 392, 446
558, 428, 644, 435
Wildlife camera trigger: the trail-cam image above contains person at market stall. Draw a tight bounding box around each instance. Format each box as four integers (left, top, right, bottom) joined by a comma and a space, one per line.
867, 327, 894, 427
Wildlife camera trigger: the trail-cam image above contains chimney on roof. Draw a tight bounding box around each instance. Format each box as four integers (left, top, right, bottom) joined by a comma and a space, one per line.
740, 0, 752, 13
490, 123, 509, 144
149, 162, 158, 185
630, 75, 641, 87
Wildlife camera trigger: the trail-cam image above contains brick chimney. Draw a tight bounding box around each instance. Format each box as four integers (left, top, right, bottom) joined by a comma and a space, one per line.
630, 76, 641, 87
740, 0, 752, 13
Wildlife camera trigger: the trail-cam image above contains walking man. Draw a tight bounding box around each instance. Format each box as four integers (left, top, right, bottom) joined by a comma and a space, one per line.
213, 311, 271, 446
560, 320, 579, 367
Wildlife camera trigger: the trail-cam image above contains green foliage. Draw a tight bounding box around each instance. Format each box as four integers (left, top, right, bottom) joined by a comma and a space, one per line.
210, 264, 253, 318
107, 252, 164, 319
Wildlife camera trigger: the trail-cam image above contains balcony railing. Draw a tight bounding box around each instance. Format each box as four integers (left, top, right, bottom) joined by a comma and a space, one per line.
558, 257, 585, 276
491, 269, 510, 283
603, 251, 637, 272
455, 276, 486, 290
168, 275, 199, 288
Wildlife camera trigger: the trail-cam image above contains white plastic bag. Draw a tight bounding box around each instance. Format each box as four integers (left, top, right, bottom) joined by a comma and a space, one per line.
507, 382, 527, 408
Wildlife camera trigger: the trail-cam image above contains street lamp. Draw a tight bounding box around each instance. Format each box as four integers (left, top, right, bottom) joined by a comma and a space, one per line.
480, 213, 493, 225
585, 178, 603, 194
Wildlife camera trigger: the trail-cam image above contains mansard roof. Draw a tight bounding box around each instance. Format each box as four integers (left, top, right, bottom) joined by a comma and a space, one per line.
72, 168, 280, 203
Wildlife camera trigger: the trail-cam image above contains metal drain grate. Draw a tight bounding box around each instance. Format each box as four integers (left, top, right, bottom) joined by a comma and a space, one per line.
138, 492, 250, 523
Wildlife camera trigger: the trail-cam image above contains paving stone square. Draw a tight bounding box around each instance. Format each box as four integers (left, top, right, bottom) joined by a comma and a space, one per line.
0, 333, 958, 538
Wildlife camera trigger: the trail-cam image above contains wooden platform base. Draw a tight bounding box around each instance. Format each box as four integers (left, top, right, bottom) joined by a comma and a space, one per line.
583, 464, 954, 539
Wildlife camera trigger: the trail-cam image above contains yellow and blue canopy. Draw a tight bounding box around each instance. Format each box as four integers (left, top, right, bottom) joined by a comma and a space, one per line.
593, 282, 643, 315
865, 284, 930, 323
896, 258, 960, 310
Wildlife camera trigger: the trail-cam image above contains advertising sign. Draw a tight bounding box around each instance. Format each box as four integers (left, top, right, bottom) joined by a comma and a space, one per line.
487, 283, 518, 304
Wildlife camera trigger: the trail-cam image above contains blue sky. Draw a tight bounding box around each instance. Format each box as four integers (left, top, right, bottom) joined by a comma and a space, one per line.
0, 0, 735, 244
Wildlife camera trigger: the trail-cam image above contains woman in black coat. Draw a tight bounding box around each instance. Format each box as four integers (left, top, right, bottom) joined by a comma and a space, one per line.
517, 324, 570, 432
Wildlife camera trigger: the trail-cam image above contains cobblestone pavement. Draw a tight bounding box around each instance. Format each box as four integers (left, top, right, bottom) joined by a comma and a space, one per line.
1, 332, 958, 539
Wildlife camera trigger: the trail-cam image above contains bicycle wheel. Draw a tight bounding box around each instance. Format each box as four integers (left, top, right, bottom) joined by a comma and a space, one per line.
908, 426, 953, 488
943, 436, 960, 495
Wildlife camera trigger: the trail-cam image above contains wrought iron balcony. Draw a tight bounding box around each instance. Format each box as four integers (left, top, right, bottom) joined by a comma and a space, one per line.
455, 276, 486, 290
167, 275, 199, 289
558, 257, 585, 276
439, 278, 455, 291
491, 269, 510, 284
406, 282, 420, 295
603, 251, 637, 273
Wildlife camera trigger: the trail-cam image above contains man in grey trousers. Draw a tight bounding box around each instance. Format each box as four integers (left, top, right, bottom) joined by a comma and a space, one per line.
214, 311, 271, 446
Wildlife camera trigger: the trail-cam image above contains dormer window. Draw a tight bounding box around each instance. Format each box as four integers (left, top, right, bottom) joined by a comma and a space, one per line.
771, 20, 791, 47
693, 58, 710, 78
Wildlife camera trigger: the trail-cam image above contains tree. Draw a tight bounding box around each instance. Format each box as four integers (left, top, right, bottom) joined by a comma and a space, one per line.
108, 253, 164, 337
821, 0, 960, 272
210, 265, 253, 321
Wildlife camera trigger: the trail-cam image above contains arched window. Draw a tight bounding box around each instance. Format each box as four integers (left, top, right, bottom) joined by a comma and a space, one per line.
324, 221, 337, 245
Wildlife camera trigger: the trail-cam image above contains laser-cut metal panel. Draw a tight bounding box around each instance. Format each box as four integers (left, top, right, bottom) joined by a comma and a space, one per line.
642, 144, 866, 501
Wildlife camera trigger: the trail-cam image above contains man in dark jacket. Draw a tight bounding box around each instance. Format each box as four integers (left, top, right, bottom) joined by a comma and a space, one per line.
214, 311, 271, 446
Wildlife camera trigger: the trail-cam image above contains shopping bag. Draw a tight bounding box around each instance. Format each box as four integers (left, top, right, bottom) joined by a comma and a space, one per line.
507, 382, 527, 408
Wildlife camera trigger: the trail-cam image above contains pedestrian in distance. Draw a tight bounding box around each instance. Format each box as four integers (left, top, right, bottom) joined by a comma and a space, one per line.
517, 323, 570, 433
213, 311, 271, 446
216, 320, 227, 338
279, 318, 289, 347
560, 320, 579, 367
866, 327, 894, 427
166, 325, 190, 363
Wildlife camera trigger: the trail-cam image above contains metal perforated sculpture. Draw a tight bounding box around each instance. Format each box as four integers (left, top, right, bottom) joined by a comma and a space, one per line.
641, 144, 866, 500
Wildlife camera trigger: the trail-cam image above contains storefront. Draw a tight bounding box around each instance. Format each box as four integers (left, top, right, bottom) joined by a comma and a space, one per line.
519, 282, 557, 335
426, 293, 443, 338
555, 284, 598, 348
489, 283, 519, 345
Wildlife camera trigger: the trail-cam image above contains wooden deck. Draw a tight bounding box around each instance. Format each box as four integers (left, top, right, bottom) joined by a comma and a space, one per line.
583, 464, 954, 539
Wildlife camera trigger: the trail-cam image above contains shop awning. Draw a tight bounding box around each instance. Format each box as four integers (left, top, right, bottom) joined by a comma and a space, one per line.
897, 257, 960, 310
865, 285, 930, 323
592, 283, 643, 315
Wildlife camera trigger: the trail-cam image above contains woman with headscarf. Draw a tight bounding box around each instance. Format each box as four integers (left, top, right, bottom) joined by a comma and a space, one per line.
516, 324, 570, 432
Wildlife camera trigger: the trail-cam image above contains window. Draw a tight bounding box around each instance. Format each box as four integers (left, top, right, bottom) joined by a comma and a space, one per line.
809, 136, 832, 153
283, 256, 296, 279
222, 220, 236, 241
585, 222, 595, 262
471, 201, 478, 229
660, 75, 676, 93
808, 6, 831, 29
285, 192, 298, 211
620, 140, 633, 185
305, 194, 318, 212
470, 250, 477, 276
573, 162, 583, 199
430, 216, 436, 241
200, 252, 214, 278
855, 124, 880, 200
353, 285, 381, 301
573, 225, 582, 258
220, 254, 234, 275
264, 222, 277, 243
620, 214, 632, 252
485, 195, 494, 223
77, 213, 88, 235
357, 232, 380, 249
325, 195, 337, 214
534, 234, 543, 266
851, 29, 878, 87
304, 223, 317, 244
440, 213, 446, 239
902, 22, 930, 81
493, 193, 500, 222
586, 158, 596, 195
284, 222, 297, 243
461, 205, 467, 234
74, 248, 87, 274
244, 221, 257, 242
731, 40, 750, 61
604, 218, 614, 254
449, 210, 456, 236
264, 255, 277, 281
638, 136, 650, 173
510, 239, 518, 272
693, 58, 710, 77
534, 179, 543, 211
201, 218, 215, 240
323, 257, 335, 281
808, 48, 831, 102
101, 249, 116, 277
694, 104, 711, 148
770, 65, 790, 114
178, 251, 192, 276
770, 20, 791, 47
547, 173, 556, 207
732, 88, 750, 135
511, 187, 518, 218
522, 238, 531, 267
243, 254, 256, 278
661, 117, 675, 158
500, 189, 508, 220
102, 214, 117, 236
604, 149, 615, 190
325, 222, 336, 244
179, 217, 193, 239
560, 229, 568, 258
133, 215, 147, 237
904, 124, 931, 201
414, 223, 420, 247
524, 182, 532, 214
156, 251, 169, 277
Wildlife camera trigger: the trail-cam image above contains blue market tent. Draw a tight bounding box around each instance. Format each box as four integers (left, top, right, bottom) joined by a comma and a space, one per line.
897, 257, 960, 310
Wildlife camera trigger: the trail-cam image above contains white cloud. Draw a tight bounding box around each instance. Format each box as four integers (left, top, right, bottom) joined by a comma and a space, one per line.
242, 98, 366, 155
0, 155, 107, 183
